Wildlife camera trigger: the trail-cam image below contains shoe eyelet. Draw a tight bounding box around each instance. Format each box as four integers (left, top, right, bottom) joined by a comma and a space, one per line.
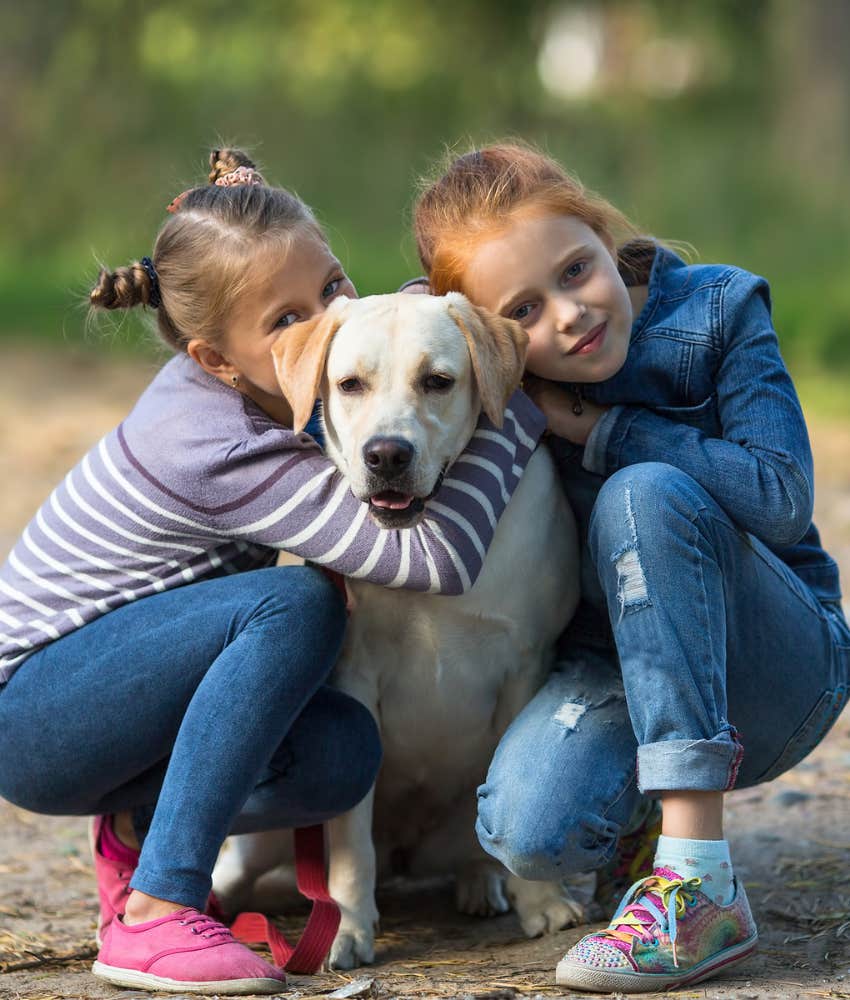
652, 937, 659, 947
191, 927, 201, 934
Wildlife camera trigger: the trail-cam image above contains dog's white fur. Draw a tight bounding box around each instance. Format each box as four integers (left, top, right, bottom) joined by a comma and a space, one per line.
212, 293, 584, 969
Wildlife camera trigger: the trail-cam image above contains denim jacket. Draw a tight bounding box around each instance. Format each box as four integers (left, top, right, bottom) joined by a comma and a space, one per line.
549, 244, 841, 615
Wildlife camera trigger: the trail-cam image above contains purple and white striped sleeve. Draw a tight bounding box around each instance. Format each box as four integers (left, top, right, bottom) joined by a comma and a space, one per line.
212, 390, 545, 594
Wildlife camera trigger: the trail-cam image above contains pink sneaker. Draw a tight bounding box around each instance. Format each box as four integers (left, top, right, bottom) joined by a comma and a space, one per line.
89, 816, 137, 946
89, 814, 232, 945
92, 908, 286, 995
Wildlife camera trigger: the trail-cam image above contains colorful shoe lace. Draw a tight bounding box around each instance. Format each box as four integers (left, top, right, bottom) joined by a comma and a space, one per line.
92, 908, 286, 995
556, 866, 758, 993
595, 800, 662, 911
89, 815, 138, 946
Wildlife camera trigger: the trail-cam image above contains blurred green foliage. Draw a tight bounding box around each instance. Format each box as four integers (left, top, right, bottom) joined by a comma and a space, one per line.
1, 0, 849, 379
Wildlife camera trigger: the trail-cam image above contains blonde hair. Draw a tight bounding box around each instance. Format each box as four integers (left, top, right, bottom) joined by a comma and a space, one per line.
89, 148, 325, 351
414, 141, 657, 295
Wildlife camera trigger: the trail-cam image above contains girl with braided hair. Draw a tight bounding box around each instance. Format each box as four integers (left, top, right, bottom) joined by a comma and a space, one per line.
0, 148, 545, 994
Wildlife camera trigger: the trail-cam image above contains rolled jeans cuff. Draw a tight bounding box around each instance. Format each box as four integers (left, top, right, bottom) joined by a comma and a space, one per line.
637, 730, 743, 794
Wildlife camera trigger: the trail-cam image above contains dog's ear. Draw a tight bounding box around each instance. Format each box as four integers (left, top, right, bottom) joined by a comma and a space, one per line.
272, 299, 349, 432
446, 295, 529, 427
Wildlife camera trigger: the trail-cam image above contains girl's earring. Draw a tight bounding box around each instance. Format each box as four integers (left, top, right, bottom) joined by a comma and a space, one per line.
230, 374, 240, 388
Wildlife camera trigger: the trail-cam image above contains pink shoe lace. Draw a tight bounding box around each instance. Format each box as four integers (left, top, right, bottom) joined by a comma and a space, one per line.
174, 910, 236, 940
597, 868, 703, 967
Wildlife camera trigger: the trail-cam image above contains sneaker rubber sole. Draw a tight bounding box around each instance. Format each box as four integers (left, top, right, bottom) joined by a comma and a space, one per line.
91, 959, 285, 995
555, 932, 758, 993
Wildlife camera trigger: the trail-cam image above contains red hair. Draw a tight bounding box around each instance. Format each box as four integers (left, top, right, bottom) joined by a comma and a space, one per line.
414, 142, 654, 295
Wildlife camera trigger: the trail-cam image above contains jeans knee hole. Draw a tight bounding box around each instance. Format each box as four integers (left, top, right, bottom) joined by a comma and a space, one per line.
614, 547, 650, 615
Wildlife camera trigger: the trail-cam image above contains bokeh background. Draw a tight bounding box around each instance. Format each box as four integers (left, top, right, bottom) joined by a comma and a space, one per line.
1, 9, 849, 996
2, 0, 849, 403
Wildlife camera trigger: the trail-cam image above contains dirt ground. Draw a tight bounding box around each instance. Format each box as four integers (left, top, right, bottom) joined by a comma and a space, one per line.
0, 345, 848, 1000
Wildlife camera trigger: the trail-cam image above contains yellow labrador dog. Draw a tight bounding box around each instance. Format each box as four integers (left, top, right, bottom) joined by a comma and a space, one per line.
212, 293, 584, 969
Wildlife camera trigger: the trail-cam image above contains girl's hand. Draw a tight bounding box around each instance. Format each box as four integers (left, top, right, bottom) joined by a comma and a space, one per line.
523, 375, 608, 446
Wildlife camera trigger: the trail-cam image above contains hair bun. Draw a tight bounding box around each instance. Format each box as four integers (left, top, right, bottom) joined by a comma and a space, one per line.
208, 148, 263, 185
89, 262, 157, 311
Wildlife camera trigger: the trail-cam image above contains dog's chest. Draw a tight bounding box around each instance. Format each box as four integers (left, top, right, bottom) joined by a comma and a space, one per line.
337, 594, 545, 779
333, 446, 578, 806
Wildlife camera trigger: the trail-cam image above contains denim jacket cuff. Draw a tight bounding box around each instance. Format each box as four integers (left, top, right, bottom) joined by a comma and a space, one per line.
582, 405, 624, 474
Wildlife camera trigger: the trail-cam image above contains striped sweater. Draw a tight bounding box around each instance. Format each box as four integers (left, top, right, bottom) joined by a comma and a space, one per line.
0, 354, 545, 683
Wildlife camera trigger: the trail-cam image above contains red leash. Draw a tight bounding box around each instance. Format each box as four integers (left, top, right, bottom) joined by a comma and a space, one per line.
230, 824, 340, 974
231, 569, 348, 974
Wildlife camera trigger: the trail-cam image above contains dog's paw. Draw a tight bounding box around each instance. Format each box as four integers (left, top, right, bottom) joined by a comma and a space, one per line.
327, 900, 379, 971
328, 922, 376, 970
507, 871, 596, 937
455, 861, 511, 917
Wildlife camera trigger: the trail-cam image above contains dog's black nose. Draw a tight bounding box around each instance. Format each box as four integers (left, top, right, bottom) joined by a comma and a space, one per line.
363, 436, 414, 477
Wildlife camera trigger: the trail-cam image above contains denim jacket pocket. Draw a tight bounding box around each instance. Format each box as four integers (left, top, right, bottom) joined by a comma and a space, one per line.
754, 683, 849, 784
650, 394, 720, 436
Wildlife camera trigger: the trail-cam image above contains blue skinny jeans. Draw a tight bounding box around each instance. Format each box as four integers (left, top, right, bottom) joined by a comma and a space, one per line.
477, 463, 849, 881
0, 565, 381, 910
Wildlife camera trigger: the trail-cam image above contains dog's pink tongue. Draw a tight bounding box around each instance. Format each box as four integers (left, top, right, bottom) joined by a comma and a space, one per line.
371, 491, 414, 510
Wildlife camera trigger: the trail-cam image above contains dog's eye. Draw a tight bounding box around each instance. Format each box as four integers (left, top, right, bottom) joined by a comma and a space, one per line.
423, 374, 454, 392
338, 377, 363, 393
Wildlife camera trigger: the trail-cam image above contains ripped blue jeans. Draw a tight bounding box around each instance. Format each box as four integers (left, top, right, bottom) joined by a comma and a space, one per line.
477, 463, 850, 881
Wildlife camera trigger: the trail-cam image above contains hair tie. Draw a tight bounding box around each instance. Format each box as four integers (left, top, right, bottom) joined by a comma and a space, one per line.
140, 256, 161, 309
166, 190, 191, 214
214, 165, 264, 188
165, 165, 263, 214
456, 150, 485, 170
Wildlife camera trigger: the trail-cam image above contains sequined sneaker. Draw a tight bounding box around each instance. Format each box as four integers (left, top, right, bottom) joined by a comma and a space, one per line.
556, 866, 758, 993
595, 799, 662, 911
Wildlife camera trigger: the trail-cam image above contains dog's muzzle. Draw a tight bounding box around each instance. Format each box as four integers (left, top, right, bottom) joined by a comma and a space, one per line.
361, 435, 447, 528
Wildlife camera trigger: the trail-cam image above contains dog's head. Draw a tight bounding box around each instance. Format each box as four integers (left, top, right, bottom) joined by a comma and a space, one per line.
272, 292, 527, 528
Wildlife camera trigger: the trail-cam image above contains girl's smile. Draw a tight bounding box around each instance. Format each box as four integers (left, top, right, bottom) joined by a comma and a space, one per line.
569, 321, 607, 355
464, 213, 634, 384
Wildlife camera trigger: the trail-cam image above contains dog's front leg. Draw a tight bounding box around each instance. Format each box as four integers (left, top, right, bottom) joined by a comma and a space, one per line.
326, 786, 379, 970
212, 831, 289, 914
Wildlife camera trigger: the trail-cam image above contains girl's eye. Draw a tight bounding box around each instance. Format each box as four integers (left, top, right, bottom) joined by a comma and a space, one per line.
275, 311, 299, 329
511, 302, 536, 323
423, 373, 454, 392
323, 277, 343, 299
562, 260, 587, 283
338, 377, 363, 393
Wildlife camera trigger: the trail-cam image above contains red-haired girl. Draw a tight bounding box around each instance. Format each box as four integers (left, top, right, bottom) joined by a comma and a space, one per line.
413, 142, 848, 993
